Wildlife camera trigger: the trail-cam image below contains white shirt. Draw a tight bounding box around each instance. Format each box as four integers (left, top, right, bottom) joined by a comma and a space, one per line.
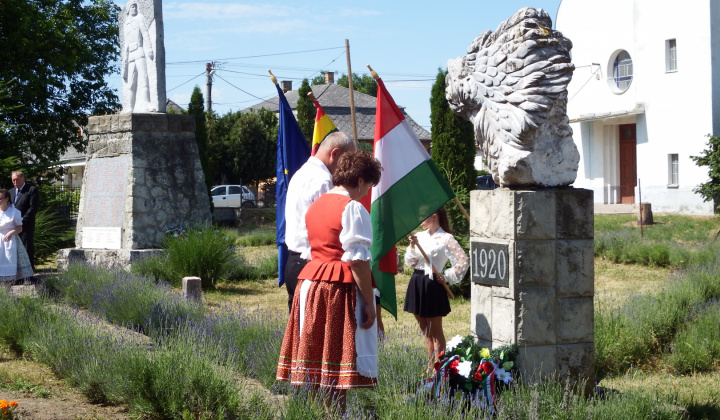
284, 156, 333, 254
404, 227, 470, 285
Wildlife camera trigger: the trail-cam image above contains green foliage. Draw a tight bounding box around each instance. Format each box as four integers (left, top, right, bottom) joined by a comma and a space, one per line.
594, 214, 720, 268
337, 73, 378, 97
0, 0, 120, 177
188, 86, 213, 192
163, 225, 238, 289
207, 109, 277, 188
235, 229, 276, 247
230, 249, 278, 281
690, 134, 720, 212
430, 68, 476, 196
666, 301, 720, 373
594, 255, 720, 376
32, 207, 74, 265
296, 79, 314, 144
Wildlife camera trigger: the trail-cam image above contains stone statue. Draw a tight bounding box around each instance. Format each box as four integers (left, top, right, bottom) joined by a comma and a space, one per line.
446, 7, 579, 187
119, 0, 166, 113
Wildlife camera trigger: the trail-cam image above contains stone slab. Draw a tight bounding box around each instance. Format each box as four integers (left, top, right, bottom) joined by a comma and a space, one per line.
57, 248, 162, 271
516, 287, 556, 346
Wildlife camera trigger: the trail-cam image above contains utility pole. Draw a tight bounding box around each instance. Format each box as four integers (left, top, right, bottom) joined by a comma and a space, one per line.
206, 62, 215, 112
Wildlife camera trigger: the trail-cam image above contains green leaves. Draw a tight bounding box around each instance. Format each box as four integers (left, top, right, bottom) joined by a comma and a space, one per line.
0, 0, 120, 178
690, 134, 720, 211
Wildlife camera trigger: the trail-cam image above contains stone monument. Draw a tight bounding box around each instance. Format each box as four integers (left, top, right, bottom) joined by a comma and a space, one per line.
58, 0, 210, 269
447, 8, 594, 394
119, 0, 166, 113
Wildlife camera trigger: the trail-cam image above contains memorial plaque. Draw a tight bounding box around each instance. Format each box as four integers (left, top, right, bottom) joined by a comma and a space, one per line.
82, 227, 122, 249
471, 241, 510, 287
83, 157, 130, 227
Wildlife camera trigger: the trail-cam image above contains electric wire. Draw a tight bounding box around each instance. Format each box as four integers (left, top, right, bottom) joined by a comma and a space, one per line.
166, 72, 205, 93
167, 46, 345, 65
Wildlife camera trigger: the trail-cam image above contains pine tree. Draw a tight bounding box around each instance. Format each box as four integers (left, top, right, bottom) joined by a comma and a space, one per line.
188, 86, 212, 190
429, 68, 476, 235
297, 79, 314, 145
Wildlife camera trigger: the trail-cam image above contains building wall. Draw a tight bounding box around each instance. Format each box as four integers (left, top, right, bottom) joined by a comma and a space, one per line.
557, 0, 717, 213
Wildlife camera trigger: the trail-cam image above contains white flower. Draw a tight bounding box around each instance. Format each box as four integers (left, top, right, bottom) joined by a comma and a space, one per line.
496, 368, 512, 384
445, 335, 464, 352
457, 360, 472, 378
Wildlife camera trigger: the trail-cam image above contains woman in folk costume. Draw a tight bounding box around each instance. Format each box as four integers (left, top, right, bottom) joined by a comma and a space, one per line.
0, 189, 34, 285
277, 149, 382, 413
404, 206, 469, 367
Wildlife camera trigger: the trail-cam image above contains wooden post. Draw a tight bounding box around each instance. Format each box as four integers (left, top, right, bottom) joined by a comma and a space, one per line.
345, 39, 359, 147
639, 203, 654, 225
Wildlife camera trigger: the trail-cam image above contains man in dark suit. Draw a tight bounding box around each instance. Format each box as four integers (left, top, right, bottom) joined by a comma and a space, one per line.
10, 171, 39, 269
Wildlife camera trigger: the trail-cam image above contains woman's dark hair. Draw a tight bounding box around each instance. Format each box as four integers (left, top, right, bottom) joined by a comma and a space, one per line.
332, 149, 382, 188
0, 189, 10, 203
436, 206, 452, 234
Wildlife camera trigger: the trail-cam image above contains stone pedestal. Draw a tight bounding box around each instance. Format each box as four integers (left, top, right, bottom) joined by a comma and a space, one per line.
58, 113, 211, 269
470, 188, 594, 394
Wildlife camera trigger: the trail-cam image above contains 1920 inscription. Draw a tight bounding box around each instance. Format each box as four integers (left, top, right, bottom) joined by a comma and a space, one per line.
471, 241, 509, 287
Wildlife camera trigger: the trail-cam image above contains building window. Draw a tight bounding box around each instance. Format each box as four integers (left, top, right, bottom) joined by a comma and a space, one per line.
608, 50, 633, 93
666, 39, 677, 72
668, 154, 679, 187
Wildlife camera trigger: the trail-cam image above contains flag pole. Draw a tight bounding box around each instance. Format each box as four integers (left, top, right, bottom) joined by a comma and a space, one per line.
267, 69, 277, 85
369, 66, 470, 224
345, 39, 359, 147
414, 242, 455, 299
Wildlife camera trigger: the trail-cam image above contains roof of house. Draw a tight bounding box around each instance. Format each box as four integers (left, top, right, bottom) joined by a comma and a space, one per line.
245, 83, 431, 142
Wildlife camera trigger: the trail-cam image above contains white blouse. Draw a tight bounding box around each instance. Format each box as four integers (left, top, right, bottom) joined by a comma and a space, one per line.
404, 228, 469, 285
301, 191, 373, 263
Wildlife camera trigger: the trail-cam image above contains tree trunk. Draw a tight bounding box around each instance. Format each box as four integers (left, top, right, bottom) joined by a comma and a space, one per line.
638, 202, 653, 225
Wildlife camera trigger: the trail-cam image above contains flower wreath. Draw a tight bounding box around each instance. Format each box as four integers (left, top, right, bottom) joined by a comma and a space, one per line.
421, 335, 517, 410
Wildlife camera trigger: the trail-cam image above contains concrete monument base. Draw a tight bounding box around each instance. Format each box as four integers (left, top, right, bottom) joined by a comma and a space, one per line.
470, 187, 594, 395
57, 248, 162, 271
58, 113, 211, 270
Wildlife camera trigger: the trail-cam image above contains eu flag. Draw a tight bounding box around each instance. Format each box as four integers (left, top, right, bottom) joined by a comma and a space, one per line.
276, 83, 311, 287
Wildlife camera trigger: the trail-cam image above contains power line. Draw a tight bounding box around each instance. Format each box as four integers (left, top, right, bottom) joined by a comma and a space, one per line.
166, 72, 205, 93
214, 74, 275, 104
167, 46, 345, 65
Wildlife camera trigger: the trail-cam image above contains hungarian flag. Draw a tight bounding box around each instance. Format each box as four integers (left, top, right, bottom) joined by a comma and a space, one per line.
369, 77, 456, 318
310, 99, 338, 156
275, 83, 311, 287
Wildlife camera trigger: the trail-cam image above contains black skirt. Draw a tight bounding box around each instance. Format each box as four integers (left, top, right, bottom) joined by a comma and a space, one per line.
404, 269, 451, 318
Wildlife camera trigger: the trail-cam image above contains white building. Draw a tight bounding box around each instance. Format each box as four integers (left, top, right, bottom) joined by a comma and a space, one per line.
556, 0, 719, 214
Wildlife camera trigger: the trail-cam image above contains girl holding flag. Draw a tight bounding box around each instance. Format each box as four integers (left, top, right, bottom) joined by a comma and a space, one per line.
404, 207, 469, 368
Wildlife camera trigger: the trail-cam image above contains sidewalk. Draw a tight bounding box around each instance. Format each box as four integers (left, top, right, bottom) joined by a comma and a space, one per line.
594, 203, 637, 214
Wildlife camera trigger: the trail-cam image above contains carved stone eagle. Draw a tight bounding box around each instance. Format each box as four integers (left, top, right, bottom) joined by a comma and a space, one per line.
446, 7, 579, 187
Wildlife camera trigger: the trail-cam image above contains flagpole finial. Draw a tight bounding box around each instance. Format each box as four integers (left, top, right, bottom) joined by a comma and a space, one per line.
307, 91, 317, 102
267, 69, 277, 85
367, 64, 379, 80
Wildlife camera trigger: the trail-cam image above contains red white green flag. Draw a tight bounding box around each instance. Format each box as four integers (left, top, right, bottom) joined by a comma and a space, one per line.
310, 99, 338, 156
370, 77, 455, 318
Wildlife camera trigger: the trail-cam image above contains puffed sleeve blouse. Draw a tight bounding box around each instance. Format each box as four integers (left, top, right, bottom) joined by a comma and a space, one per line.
404, 228, 469, 285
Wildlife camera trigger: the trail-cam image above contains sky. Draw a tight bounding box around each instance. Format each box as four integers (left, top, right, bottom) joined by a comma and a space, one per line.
109, 0, 563, 132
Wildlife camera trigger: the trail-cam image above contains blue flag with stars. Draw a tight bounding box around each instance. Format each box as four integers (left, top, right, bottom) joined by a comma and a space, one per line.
276, 83, 310, 287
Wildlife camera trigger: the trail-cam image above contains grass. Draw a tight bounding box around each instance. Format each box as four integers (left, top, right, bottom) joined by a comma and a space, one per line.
594, 214, 720, 268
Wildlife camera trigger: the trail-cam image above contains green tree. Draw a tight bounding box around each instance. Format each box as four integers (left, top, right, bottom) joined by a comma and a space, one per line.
188, 86, 212, 191
207, 109, 277, 189
297, 79, 314, 145
311, 72, 327, 86
0, 0, 120, 178
337, 73, 377, 97
691, 134, 720, 212
430, 68, 476, 234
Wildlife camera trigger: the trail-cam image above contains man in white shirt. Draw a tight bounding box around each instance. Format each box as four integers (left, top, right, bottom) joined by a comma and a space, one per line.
284, 131, 355, 311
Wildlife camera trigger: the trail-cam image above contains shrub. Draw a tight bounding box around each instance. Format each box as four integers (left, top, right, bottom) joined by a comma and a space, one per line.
236, 229, 276, 247
163, 224, 237, 289
33, 207, 75, 264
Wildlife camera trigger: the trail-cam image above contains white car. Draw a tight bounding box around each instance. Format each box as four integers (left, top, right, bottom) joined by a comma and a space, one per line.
211, 185, 256, 208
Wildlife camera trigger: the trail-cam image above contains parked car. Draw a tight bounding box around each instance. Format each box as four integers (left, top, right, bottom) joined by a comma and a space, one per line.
211, 185, 256, 208
476, 175, 497, 190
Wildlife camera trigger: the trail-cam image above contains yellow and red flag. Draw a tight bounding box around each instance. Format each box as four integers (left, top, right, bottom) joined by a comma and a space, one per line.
310, 99, 338, 156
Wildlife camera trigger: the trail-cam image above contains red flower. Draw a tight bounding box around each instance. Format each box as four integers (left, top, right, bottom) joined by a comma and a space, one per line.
448, 359, 460, 376
481, 361, 494, 374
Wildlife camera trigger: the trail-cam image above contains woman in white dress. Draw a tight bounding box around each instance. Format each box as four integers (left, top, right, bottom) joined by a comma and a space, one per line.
404, 206, 469, 367
0, 189, 34, 285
